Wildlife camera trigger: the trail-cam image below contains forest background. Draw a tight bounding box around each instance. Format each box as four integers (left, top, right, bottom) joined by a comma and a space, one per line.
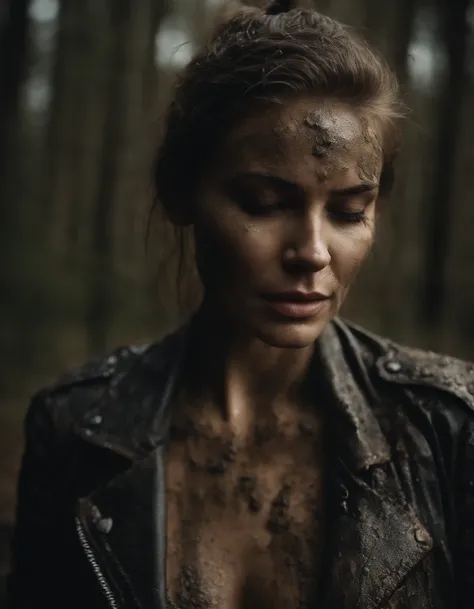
0, 0, 473, 602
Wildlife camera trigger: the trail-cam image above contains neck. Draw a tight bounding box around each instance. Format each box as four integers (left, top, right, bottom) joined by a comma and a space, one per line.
183, 305, 316, 437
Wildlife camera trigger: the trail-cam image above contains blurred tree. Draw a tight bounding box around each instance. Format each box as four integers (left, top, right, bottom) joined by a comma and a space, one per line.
87, 0, 166, 355
0, 0, 29, 187
364, 0, 416, 81
0, 0, 32, 382
39, 0, 166, 355
0, 0, 30, 255
420, 0, 470, 327
44, 1, 109, 254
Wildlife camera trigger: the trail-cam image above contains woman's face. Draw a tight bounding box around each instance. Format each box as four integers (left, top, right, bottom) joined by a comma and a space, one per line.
190, 96, 383, 349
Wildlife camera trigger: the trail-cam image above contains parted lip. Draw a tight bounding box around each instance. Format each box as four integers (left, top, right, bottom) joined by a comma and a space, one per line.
263, 290, 331, 302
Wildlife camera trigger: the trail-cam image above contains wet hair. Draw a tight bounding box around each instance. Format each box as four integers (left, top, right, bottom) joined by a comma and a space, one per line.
153, 0, 403, 220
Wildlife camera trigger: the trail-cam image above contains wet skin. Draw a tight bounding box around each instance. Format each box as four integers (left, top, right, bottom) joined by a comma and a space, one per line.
166, 96, 383, 609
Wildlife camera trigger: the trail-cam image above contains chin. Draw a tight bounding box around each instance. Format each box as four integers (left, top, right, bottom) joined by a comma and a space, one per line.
254, 317, 329, 349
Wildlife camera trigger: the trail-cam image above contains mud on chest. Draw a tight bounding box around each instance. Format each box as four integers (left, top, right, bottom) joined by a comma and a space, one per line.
164, 431, 326, 609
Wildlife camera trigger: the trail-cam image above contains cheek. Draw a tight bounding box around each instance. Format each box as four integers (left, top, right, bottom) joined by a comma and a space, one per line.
194, 209, 279, 290
329, 223, 375, 286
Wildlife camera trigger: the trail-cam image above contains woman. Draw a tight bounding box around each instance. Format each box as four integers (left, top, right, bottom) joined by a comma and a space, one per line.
7, 2, 474, 609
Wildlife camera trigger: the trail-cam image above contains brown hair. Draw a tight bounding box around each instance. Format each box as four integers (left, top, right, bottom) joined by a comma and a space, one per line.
153, 2, 402, 220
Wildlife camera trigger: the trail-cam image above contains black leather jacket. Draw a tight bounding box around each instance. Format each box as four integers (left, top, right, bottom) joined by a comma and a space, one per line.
7, 318, 474, 609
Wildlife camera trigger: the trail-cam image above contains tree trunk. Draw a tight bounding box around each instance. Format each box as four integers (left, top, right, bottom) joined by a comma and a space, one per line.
419, 0, 469, 326
363, 0, 416, 81
66, 1, 110, 256
0, 0, 30, 378
0, 0, 29, 220
111, 0, 161, 273
43, 0, 77, 251
128, 0, 167, 267
86, 0, 164, 355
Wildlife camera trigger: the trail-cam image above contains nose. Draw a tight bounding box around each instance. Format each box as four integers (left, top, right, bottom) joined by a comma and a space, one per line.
283, 211, 331, 274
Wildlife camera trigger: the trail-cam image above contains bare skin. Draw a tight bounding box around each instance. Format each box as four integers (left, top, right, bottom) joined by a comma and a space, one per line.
166, 388, 326, 609
166, 95, 383, 608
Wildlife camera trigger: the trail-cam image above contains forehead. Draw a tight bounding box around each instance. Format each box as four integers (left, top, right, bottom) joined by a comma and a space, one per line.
213, 96, 382, 182
274, 98, 362, 151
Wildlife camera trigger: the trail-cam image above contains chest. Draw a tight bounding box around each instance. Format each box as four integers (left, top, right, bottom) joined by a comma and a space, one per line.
165, 408, 327, 609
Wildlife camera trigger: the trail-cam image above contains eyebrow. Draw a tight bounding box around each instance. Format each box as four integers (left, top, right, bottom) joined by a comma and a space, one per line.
230, 172, 378, 196
330, 183, 379, 196
230, 172, 299, 189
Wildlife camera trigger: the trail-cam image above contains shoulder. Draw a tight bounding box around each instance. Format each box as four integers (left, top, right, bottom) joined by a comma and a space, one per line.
338, 318, 474, 414
26, 344, 151, 437
25, 324, 188, 453
44, 343, 149, 396
39, 344, 149, 402
375, 339, 474, 411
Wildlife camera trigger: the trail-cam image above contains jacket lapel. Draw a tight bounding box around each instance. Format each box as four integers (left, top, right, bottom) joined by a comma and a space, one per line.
317, 322, 433, 609
77, 448, 167, 609
321, 460, 433, 609
73, 325, 189, 609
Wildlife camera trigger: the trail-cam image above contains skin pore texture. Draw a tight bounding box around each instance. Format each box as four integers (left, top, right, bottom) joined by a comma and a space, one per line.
165, 96, 383, 609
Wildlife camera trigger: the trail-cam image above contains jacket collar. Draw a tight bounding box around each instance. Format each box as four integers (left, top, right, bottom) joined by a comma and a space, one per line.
70, 323, 189, 460
72, 317, 391, 469
316, 319, 391, 471
75, 318, 433, 609
313, 322, 432, 608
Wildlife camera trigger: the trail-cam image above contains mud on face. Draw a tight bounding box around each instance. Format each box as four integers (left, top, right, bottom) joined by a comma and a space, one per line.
191, 95, 382, 350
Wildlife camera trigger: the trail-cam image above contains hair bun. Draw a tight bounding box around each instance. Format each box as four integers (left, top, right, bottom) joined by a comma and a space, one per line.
265, 0, 294, 15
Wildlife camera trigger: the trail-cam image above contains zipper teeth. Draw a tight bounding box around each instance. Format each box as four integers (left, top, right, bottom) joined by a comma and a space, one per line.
75, 517, 120, 609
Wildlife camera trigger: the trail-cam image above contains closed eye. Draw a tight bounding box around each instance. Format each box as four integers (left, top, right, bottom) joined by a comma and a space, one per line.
223, 173, 302, 216
327, 188, 377, 224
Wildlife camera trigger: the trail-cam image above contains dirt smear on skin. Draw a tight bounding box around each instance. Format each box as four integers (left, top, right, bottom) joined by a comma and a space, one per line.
303, 110, 340, 158
167, 390, 327, 609
267, 484, 292, 534
168, 565, 213, 609
238, 474, 263, 513
356, 116, 383, 184
303, 107, 383, 184
302, 107, 361, 180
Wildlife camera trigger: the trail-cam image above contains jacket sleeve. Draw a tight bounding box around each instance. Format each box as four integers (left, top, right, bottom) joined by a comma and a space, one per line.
6, 391, 81, 608
455, 415, 474, 608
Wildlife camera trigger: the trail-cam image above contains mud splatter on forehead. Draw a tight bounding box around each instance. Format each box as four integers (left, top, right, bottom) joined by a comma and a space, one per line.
357, 149, 382, 184
303, 107, 360, 158
213, 99, 384, 188
357, 116, 383, 183
272, 103, 384, 184
303, 112, 336, 158
270, 107, 345, 180
360, 116, 383, 155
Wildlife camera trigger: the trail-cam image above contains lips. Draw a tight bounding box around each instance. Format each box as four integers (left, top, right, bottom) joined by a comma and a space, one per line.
263, 291, 331, 319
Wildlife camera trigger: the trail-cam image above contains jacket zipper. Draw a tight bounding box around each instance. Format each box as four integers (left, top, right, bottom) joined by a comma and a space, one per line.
75, 517, 120, 609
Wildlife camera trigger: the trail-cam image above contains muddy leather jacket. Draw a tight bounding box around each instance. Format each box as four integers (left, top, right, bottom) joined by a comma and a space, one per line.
7, 318, 474, 609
